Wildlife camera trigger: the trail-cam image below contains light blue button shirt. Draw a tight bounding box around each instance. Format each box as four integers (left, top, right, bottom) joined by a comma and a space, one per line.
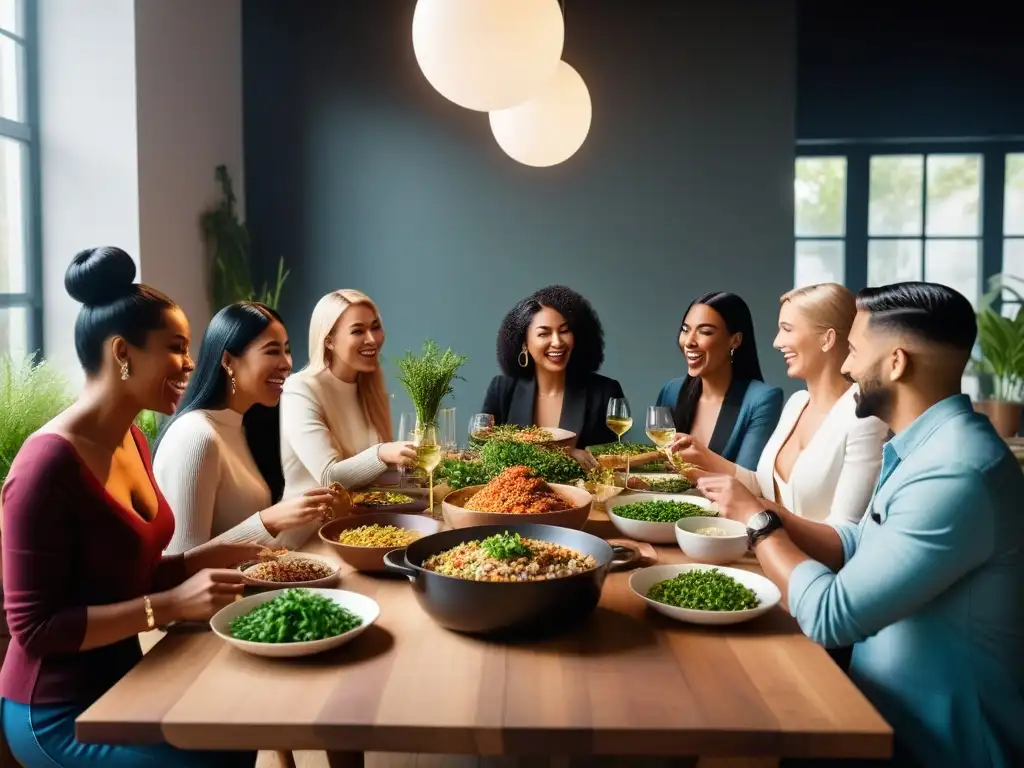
788, 395, 1024, 767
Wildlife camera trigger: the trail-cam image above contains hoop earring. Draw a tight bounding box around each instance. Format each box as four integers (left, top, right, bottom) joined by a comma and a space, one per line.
518, 348, 529, 368
120, 360, 130, 380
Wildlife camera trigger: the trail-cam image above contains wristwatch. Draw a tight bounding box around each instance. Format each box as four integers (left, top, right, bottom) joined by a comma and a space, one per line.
746, 510, 783, 549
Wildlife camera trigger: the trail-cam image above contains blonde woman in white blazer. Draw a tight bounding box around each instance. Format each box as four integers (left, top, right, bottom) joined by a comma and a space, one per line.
672, 283, 888, 524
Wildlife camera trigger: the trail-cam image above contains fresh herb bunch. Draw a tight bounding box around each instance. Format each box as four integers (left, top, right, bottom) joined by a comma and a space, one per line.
612, 500, 713, 523
588, 441, 658, 457
480, 440, 585, 485
394, 340, 467, 427
647, 569, 759, 612
229, 589, 362, 644
0, 354, 73, 484
481, 531, 532, 561
436, 458, 490, 490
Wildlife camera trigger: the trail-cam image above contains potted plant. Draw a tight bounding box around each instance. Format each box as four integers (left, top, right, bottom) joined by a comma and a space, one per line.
972, 275, 1024, 438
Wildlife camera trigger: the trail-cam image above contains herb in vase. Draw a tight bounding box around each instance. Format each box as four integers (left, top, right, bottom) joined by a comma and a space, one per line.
394, 340, 467, 427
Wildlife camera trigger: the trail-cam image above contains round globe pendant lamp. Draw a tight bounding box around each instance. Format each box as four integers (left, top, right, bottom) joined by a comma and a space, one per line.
488, 61, 592, 168
412, 0, 565, 112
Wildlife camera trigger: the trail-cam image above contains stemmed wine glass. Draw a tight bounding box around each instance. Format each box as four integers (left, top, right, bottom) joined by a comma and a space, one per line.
468, 413, 495, 446
606, 397, 633, 483
646, 406, 676, 464
413, 422, 441, 519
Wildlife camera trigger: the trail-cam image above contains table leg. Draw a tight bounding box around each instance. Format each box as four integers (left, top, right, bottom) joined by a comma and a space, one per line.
326, 752, 365, 768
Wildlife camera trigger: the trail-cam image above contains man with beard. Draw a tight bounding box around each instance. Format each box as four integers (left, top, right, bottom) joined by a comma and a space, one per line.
696, 282, 1024, 767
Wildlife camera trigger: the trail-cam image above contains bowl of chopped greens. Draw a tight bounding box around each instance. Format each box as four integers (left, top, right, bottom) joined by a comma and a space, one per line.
211, 587, 380, 658
605, 493, 717, 543
675, 516, 749, 564
629, 564, 780, 626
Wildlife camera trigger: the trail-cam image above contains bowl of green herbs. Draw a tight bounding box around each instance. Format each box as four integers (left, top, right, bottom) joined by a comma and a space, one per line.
210, 587, 379, 658
605, 493, 717, 544
629, 564, 780, 626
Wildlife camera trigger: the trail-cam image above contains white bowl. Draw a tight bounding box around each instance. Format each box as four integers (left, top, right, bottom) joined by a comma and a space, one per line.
239, 552, 341, 590
605, 493, 717, 544
210, 588, 379, 658
675, 516, 749, 564
629, 564, 781, 626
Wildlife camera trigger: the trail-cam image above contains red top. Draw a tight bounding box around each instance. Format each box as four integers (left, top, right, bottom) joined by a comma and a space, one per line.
0, 426, 187, 704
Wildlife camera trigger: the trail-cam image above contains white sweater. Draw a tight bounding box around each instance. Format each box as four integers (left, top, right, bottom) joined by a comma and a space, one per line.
734, 386, 888, 525
154, 408, 274, 555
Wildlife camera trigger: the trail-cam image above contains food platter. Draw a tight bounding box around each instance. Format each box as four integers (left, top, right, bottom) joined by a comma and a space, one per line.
319, 513, 444, 572
441, 472, 593, 530
239, 552, 341, 589
351, 489, 428, 514
470, 424, 576, 449
623, 472, 696, 495
629, 564, 780, 626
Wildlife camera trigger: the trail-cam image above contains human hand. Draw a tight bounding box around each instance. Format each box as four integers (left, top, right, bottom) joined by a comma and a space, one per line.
155, 568, 245, 623
378, 441, 418, 468
667, 433, 712, 469
695, 474, 763, 525
260, 487, 338, 536
568, 447, 599, 471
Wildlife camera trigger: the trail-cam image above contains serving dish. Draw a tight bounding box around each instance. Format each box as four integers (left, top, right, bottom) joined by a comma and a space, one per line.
441, 482, 592, 530
623, 472, 697, 495
351, 489, 428, 515
675, 516, 749, 564
605, 493, 717, 544
319, 513, 443, 573
239, 552, 341, 589
629, 564, 780, 626
382, 523, 637, 635
210, 588, 379, 658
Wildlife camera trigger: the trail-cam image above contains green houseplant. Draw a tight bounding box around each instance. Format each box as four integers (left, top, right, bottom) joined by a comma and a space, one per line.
200, 164, 290, 311
0, 354, 74, 484
972, 275, 1024, 437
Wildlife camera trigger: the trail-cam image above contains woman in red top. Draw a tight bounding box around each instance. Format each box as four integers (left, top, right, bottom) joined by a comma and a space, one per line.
1, 247, 259, 767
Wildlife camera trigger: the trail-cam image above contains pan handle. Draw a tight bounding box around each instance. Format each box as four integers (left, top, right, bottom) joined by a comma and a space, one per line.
382, 549, 417, 579
609, 543, 640, 571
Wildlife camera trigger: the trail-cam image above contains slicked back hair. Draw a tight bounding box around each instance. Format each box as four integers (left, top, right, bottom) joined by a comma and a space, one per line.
856, 282, 976, 352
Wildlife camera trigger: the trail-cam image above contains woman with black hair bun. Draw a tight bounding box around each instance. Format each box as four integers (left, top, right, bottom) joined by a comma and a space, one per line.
482, 285, 625, 459
0, 246, 256, 766
657, 291, 783, 471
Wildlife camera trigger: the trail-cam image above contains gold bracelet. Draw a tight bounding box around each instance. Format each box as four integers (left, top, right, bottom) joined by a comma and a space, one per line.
143, 595, 155, 630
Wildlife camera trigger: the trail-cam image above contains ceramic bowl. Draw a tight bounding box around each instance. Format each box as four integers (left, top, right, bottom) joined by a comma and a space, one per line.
675, 516, 749, 564
629, 564, 781, 626
605, 493, 717, 544
319, 513, 443, 573
441, 483, 592, 530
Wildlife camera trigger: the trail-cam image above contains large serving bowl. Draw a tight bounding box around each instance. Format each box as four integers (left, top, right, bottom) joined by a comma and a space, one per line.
675, 516, 749, 565
441, 483, 593, 530
605, 493, 717, 544
629, 564, 781, 627
210, 588, 380, 658
319, 513, 443, 573
383, 523, 637, 636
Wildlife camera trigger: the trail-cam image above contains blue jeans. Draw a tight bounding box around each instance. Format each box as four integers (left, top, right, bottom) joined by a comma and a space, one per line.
1, 699, 255, 767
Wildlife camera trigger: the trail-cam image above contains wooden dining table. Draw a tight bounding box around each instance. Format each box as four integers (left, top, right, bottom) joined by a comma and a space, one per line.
76, 506, 891, 767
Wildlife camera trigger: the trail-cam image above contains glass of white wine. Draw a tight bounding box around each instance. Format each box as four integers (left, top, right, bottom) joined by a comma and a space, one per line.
414, 422, 442, 519
606, 397, 633, 484
468, 413, 494, 446
646, 406, 676, 462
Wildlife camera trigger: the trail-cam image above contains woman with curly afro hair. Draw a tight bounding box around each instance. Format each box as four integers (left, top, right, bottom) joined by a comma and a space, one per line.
482, 286, 625, 459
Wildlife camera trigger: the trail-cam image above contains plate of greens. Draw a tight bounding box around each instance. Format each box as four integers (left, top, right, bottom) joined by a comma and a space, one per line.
624, 473, 696, 495
629, 564, 780, 626
210, 587, 379, 658
605, 493, 717, 543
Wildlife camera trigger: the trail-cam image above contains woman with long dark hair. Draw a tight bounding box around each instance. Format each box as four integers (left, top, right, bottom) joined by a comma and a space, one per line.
656, 291, 783, 470
154, 302, 342, 554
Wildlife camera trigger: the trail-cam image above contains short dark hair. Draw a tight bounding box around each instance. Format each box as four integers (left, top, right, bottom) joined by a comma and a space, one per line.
65, 246, 176, 374
155, 301, 286, 502
496, 285, 605, 380
856, 282, 977, 352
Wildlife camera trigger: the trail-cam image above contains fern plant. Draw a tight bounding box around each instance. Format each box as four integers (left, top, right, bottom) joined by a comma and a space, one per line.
200, 164, 290, 311
973, 275, 1024, 403
0, 354, 74, 484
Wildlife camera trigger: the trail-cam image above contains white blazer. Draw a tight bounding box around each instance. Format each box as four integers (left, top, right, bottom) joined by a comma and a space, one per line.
734, 386, 888, 524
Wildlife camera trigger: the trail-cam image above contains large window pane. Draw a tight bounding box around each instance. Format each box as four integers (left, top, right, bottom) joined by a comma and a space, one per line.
924, 239, 980, 306
0, 34, 22, 122
795, 240, 844, 288
1006, 154, 1024, 237
0, 136, 25, 293
0, 0, 21, 36
795, 157, 846, 237
869, 155, 923, 236
0, 305, 27, 358
926, 154, 981, 236
1002, 238, 1024, 317
868, 239, 922, 286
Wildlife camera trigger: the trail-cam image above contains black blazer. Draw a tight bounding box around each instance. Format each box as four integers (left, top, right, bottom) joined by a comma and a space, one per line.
481, 372, 626, 449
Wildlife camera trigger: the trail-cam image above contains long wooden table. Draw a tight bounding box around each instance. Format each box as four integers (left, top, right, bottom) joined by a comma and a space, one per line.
76, 510, 891, 765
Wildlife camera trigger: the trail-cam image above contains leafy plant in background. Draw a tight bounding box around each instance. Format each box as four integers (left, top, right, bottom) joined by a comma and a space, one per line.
972, 274, 1024, 403
394, 340, 467, 428
134, 409, 161, 447
0, 354, 73, 484
200, 164, 290, 311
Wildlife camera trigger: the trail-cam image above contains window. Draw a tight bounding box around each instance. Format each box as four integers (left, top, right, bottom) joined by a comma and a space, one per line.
794, 156, 846, 287
0, 0, 34, 359
1002, 153, 1024, 316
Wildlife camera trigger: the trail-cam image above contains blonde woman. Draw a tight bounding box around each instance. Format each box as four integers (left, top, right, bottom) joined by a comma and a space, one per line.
671, 283, 888, 524
280, 290, 416, 511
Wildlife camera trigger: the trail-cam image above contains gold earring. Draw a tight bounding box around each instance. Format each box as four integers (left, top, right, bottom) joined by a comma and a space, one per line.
227, 368, 236, 395
120, 360, 130, 380
518, 347, 529, 368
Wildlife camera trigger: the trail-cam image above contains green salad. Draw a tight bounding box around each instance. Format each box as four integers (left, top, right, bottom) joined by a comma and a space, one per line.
437, 439, 585, 490
612, 500, 713, 523
229, 589, 363, 644
647, 569, 759, 612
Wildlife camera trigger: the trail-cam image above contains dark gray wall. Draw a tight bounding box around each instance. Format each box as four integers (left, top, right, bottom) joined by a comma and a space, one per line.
243, 0, 796, 438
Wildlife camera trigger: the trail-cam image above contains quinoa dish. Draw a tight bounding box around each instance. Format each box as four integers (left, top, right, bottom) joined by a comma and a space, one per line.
336, 523, 421, 548
464, 465, 572, 515
243, 556, 336, 583
421, 531, 597, 583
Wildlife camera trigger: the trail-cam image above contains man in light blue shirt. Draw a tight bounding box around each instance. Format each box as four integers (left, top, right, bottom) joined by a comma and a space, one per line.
697, 283, 1024, 766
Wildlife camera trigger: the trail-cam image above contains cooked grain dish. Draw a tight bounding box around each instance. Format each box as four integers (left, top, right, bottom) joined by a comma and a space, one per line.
695, 526, 731, 537
421, 535, 597, 582
243, 557, 335, 583
465, 465, 572, 515
337, 524, 420, 548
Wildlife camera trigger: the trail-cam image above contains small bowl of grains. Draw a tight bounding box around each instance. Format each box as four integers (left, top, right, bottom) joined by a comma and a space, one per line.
319, 513, 444, 573
240, 552, 341, 590
674, 516, 749, 564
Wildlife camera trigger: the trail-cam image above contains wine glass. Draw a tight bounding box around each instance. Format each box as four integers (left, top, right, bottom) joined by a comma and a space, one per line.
646, 406, 676, 461
468, 413, 495, 446
606, 397, 633, 484
413, 422, 442, 519
398, 412, 420, 488
437, 407, 457, 452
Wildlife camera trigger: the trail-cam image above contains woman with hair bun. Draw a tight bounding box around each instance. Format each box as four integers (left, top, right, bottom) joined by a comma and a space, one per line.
0, 246, 256, 766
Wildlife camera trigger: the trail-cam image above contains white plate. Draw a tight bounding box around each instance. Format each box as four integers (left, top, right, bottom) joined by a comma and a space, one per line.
211, 588, 380, 658
629, 564, 781, 626
605, 493, 717, 544
239, 552, 341, 590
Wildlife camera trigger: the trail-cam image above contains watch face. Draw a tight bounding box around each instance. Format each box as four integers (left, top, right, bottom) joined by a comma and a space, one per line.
748, 511, 771, 531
